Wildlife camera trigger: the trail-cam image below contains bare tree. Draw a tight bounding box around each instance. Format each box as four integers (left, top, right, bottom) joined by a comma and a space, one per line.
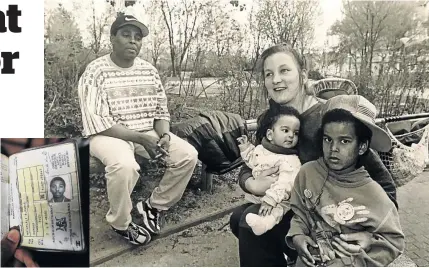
330, 1, 419, 100
87, 0, 115, 56
255, 0, 320, 53
160, 0, 213, 77
201, 3, 242, 58
145, 0, 168, 69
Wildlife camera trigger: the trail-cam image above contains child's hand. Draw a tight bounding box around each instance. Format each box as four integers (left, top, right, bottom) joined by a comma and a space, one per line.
237, 135, 251, 152
236, 135, 249, 145
315, 221, 336, 263
258, 201, 273, 216
317, 239, 336, 263
292, 234, 318, 266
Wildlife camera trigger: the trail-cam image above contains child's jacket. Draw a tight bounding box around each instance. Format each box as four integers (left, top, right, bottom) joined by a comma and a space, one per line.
240, 138, 301, 210
287, 158, 404, 267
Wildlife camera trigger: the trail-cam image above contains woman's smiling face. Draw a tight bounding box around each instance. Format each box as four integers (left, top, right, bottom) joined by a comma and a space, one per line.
264, 52, 303, 105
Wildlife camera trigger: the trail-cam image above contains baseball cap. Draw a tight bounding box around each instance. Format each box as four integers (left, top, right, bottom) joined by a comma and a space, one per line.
324, 95, 392, 152
110, 14, 149, 37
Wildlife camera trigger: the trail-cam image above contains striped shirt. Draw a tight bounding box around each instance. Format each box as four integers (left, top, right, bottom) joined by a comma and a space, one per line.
77, 54, 170, 137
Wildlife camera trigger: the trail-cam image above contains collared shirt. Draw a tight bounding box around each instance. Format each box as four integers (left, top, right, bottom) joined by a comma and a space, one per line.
77, 54, 170, 137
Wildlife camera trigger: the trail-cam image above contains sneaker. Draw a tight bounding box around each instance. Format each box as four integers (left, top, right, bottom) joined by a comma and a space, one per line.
137, 199, 161, 235
111, 222, 151, 245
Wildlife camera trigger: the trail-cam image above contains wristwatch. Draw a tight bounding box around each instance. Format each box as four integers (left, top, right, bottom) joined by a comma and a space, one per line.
160, 133, 171, 141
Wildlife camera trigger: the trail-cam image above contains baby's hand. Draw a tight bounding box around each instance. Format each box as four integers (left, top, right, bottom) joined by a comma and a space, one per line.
258, 201, 273, 216
237, 135, 249, 145
237, 135, 251, 152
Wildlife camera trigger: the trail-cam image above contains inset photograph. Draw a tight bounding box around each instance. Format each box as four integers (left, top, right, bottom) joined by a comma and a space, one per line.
1, 138, 90, 267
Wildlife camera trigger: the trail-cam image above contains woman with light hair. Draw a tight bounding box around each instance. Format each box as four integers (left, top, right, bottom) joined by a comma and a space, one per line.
229, 43, 397, 266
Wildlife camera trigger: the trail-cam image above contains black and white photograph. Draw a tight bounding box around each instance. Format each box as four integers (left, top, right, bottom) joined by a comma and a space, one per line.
48, 174, 72, 203
0, 138, 89, 267
41, 0, 429, 267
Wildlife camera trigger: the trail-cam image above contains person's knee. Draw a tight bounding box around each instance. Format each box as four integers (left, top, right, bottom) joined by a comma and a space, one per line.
185, 144, 198, 163
171, 141, 198, 165
239, 204, 261, 230
106, 160, 140, 182
230, 208, 242, 238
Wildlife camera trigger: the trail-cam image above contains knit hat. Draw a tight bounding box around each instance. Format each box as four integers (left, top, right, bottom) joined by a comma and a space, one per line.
110, 14, 149, 37
324, 95, 392, 152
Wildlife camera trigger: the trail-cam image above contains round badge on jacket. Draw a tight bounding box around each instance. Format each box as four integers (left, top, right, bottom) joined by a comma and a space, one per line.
304, 189, 313, 199
336, 203, 355, 221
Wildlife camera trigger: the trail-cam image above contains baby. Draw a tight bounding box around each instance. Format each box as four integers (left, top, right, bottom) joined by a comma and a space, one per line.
237, 101, 301, 235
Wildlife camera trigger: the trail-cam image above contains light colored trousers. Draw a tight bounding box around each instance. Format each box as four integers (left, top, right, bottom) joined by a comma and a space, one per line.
90, 130, 198, 230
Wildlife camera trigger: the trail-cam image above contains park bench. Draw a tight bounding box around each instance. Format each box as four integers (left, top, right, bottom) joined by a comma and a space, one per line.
89, 119, 258, 192
89, 112, 429, 192
90, 77, 429, 192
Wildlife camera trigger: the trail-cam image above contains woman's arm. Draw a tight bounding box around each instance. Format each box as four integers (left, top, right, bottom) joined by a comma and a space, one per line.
238, 164, 254, 194
358, 149, 398, 209
238, 164, 278, 195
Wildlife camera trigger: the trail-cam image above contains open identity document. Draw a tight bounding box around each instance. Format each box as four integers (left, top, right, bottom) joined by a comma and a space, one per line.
1, 140, 85, 252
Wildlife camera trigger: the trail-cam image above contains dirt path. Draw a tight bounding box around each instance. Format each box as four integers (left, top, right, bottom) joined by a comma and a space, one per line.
94, 172, 428, 267
90, 166, 244, 264
97, 214, 416, 267
98, 215, 239, 267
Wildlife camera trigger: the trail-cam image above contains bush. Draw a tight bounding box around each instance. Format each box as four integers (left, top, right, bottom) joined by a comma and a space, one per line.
44, 44, 101, 137
191, 70, 216, 78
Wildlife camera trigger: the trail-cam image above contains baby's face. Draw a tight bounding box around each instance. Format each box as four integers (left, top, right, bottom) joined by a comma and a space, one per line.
51, 180, 65, 198
268, 115, 300, 148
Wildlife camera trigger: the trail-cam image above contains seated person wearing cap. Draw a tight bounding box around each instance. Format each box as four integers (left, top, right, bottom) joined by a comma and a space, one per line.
77, 14, 198, 245
286, 95, 405, 267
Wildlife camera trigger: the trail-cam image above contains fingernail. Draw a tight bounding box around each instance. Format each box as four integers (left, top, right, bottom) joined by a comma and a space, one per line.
7, 229, 19, 243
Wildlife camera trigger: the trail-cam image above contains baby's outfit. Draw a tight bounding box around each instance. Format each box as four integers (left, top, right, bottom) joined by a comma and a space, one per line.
238, 137, 301, 235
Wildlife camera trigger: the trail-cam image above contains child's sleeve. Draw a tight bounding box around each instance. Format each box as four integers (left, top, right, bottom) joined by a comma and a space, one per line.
285, 170, 312, 249
347, 205, 405, 267
261, 156, 301, 207
239, 144, 257, 169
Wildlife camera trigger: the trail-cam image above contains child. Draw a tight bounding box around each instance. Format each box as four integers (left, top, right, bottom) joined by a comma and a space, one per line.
286, 95, 405, 267
237, 101, 301, 235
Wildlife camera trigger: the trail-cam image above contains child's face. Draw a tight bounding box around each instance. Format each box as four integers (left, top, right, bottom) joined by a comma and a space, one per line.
51, 180, 65, 198
322, 121, 364, 174
267, 115, 300, 148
